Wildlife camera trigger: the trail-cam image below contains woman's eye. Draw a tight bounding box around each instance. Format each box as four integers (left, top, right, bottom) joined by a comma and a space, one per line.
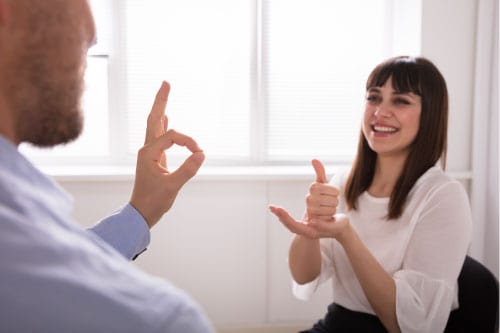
366, 95, 380, 103
394, 98, 410, 105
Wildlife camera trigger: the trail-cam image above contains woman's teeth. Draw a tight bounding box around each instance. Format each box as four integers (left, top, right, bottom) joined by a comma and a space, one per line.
373, 125, 397, 133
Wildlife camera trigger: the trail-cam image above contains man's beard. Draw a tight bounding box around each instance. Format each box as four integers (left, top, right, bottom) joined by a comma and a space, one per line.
10, 39, 86, 147
15, 72, 85, 148
6, 2, 86, 148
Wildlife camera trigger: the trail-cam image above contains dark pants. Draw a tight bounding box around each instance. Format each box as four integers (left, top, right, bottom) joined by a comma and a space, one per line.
300, 303, 482, 333
299, 303, 388, 333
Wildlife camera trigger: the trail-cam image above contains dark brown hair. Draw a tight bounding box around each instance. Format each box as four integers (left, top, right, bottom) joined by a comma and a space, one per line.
344, 56, 448, 219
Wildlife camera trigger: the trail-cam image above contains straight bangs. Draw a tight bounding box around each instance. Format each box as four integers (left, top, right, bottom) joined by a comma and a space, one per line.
366, 57, 423, 96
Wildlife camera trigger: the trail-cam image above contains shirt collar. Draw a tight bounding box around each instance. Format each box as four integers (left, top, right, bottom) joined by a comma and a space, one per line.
0, 134, 73, 215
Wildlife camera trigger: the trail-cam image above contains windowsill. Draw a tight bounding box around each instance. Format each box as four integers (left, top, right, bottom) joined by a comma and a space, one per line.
39, 164, 473, 182
42, 165, 344, 182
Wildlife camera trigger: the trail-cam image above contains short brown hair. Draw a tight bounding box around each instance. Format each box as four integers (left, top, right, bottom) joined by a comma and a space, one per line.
344, 56, 448, 219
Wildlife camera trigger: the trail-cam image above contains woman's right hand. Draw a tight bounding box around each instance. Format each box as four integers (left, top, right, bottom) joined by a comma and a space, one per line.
305, 159, 339, 223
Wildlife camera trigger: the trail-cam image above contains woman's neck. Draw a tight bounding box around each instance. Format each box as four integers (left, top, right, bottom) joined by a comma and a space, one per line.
368, 154, 407, 198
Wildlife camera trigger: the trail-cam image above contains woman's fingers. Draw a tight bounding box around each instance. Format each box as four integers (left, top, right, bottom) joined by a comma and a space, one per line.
269, 205, 319, 239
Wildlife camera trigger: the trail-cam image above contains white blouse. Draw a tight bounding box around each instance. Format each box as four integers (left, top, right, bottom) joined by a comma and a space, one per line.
293, 166, 472, 333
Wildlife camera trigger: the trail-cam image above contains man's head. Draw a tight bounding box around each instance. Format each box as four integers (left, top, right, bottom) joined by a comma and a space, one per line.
0, 0, 96, 147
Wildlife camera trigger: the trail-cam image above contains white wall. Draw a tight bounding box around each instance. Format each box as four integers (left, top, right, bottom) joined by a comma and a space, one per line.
60, 173, 338, 327
54, 0, 497, 328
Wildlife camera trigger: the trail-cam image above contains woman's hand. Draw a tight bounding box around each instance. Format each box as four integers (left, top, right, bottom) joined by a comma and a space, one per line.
269, 159, 351, 242
306, 159, 340, 222
269, 205, 351, 242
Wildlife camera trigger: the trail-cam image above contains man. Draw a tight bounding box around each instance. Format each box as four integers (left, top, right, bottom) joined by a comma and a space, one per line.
0, 0, 214, 332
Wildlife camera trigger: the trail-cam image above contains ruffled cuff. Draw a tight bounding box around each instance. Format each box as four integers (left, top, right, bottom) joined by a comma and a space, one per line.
394, 270, 455, 333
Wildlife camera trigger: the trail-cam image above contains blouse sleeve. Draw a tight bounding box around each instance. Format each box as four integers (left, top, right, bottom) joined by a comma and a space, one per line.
394, 181, 472, 333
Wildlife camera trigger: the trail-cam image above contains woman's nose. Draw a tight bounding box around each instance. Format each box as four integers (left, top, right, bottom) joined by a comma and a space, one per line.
374, 105, 392, 117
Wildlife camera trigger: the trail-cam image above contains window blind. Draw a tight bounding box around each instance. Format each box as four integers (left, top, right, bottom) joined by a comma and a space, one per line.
123, 0, 253, 163
263, 0, 390, 163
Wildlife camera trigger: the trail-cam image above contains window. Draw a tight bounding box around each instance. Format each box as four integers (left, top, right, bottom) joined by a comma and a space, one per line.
123, 0, 253, 163
22, 0, 421, 168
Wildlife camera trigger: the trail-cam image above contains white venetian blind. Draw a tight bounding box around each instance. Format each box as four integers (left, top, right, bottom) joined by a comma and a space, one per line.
263, 0, 390, 163
123, 0, 253, 163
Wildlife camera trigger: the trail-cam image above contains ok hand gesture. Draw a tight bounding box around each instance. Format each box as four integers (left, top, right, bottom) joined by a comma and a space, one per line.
130, 81, 205, 228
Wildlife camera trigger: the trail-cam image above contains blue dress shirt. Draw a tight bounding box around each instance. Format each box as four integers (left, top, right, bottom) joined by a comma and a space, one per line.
0, 136, 214, 333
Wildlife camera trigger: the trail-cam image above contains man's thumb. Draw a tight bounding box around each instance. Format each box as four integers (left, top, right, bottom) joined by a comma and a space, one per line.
171, 151, 205, 186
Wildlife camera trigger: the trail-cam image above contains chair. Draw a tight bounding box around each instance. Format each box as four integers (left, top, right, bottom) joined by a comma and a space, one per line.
444, 256, 499, 333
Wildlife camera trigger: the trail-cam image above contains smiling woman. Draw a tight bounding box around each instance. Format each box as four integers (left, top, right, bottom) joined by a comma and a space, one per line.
269, 56, 471, 333
363, 83, 422, 161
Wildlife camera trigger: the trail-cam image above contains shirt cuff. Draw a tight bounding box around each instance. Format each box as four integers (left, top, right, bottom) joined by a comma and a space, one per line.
90, 204, 151, 260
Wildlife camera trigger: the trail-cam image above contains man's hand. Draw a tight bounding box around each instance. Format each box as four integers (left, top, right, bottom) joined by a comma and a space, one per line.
130, 81, 205, 228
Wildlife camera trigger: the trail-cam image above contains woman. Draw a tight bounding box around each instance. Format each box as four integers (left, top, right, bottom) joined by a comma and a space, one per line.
269, 56, 472, 333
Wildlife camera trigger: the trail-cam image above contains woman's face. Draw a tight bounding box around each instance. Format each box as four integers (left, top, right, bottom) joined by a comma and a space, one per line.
362, 78, 422, 159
